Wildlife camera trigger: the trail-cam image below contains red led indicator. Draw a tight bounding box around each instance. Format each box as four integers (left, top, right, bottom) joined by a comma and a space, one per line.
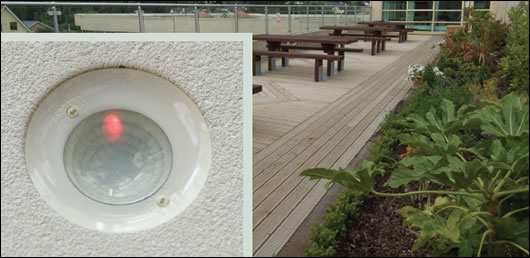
102, 114, 123, 142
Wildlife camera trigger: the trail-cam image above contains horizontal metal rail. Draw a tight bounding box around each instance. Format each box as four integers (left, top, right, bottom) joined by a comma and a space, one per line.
0, 1, 367, 9
0, 1, 371, 33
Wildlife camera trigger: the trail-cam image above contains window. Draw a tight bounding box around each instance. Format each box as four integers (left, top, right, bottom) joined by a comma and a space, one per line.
408, 11, 433, 21
436, 11, 462, 22
10, 22, 18, 31
409, 1, 434, 10
383, 1, 407, 10
474, 1, 491, 9
383, 11, 406, 21
438, 1, 463, 10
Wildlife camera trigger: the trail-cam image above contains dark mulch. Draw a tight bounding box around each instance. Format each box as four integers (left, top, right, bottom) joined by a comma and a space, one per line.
336, 167, 436, 257
336, 144, 449, 257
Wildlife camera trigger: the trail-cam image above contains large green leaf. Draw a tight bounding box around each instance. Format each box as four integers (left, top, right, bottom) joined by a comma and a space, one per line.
397, 206, 463, 251
386, 156, 444, 188
474, 93, 529, 138
300, 161, 385, 193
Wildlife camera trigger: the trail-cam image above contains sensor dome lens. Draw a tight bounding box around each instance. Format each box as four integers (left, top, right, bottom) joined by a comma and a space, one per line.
64, 109, 173, 205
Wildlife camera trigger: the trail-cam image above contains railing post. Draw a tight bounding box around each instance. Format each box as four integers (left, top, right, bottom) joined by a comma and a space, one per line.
52, 5, 59, 33
345, 4, 348, 25
288, 6, 291, 34
334, 8, 337, 25
194, 6, 200, 33
306, 6, 309, 31
137, 5, 144, 32
264, 6, 269, 34
321, 6, 324, 26
361, 10, 365, 22
234, 6, 239, 33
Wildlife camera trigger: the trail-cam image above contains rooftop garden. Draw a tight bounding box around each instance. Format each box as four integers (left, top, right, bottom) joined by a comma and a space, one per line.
302, 3, 529, 257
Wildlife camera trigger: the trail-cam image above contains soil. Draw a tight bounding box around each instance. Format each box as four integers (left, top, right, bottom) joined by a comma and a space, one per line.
336, 144, 449, 257
335, 168, 436, 257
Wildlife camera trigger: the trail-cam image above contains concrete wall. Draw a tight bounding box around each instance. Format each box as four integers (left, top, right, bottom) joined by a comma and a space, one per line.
371, 1, 383, 21
1, 39, 244, 257
491, 1, 525, 22
1, 8, 29, 33
74, 13, 370, 33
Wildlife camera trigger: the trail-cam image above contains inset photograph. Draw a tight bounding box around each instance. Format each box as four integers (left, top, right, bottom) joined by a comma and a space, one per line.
1, 36, 246, 257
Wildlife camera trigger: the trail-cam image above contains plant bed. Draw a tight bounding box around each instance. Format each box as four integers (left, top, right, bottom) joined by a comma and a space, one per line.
336, 169, 435, 257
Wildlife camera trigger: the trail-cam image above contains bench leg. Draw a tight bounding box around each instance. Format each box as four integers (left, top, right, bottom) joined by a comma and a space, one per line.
253, 55, 262, 76
282, 57, 289, 67
371, 40, 376, 56
382, 40, 386, 51
253, 55, 256, 76
405, 32, 408, 41
268, 57, 277, 71
327, 60, 336, 77
281, 48, 289, 67
337, 51, 344, 72
376, 40, 381, 53
314, 59, 323, 82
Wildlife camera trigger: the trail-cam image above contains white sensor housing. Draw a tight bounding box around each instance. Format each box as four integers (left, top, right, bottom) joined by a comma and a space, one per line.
25, 68, 211, 233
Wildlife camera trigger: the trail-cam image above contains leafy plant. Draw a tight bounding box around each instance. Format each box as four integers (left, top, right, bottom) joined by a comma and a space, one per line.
301, 94, 529, 257
442, 11, 508, 70
499, 4, 529, 95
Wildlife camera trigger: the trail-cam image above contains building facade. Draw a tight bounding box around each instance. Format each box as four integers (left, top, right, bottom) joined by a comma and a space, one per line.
370, 1, 523, 33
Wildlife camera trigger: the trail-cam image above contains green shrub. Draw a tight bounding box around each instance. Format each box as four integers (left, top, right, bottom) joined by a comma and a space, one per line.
500, 4, 529, 95
399, 82, 472, 118
436, 53, 487, 87
304, 189, 366, 257
367, 127, 401, 163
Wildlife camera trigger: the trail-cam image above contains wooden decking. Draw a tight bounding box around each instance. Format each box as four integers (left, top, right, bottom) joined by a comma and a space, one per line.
253, 35, 442, 256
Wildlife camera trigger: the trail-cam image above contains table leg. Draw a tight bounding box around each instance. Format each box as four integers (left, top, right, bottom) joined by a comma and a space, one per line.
332, 29, 342, 36
266, 41, 281, 71
371, 40, 376, 56
321, 44, 337, 77
282, 47, 289, 67
314, 59, 323, 82
253, 55, 262, 76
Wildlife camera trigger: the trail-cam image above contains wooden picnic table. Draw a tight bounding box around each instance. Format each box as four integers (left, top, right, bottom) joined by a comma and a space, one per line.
253, 34, 359, 78
321, 25, 412, 43
253, 34, 358, 55
358, 21, 419, 41
358, 21, 419, 29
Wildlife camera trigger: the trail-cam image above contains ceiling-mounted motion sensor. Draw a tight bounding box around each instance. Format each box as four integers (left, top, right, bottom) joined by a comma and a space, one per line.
25, 68, 211, 233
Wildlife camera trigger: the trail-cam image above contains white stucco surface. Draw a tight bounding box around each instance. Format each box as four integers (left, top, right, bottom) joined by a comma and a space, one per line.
1, 40, 243, 256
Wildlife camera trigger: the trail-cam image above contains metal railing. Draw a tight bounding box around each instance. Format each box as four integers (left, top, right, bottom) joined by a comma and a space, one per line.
0, 1, 372, 33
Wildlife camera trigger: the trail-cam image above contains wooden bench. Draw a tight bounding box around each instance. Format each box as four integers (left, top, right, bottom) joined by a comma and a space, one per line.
334, 34, 392, 55
279, 44, 364, 53
253, 51, 344, 82
253, 84, 263, 94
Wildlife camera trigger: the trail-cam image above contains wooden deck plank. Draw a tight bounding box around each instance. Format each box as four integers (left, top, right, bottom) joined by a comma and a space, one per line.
253, 38, 435, 180
253, 39, 433, 169
253, 36, 441, 256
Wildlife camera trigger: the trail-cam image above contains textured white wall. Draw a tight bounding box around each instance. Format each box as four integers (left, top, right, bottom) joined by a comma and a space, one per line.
1, 40, 243, 256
